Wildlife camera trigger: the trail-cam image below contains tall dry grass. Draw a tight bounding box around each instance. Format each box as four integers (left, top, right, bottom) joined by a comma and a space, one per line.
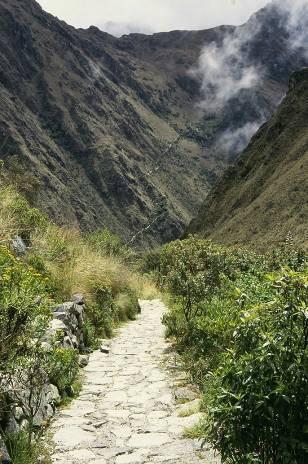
31, 224, 145, 301
0, 182, 159, 339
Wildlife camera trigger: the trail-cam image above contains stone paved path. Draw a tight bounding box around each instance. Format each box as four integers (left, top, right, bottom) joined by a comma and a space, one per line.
51, 300, 220, 464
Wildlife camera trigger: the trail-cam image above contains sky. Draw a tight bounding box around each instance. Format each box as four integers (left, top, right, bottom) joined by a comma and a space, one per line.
37, 0, 270, 36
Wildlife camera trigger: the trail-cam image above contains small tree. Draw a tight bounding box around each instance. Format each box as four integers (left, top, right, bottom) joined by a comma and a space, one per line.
6, 346, 50, 447
0, 246, 51, 368
160, 237, 231, 322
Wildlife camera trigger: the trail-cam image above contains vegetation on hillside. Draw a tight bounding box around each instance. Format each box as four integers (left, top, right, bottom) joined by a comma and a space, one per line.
149, 236, 308, 463
0, 166, 154, 462
187, 69, 308, 251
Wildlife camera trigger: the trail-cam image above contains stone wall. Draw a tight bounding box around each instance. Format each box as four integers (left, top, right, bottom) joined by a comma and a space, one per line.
0, 293, 90, 463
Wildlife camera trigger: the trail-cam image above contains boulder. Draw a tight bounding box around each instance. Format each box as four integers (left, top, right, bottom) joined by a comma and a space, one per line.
48, 319, 67, 334
45, 384, 61, 407
5, 416, 19, 434
13, 407, 23, 421
62, 336, 74, 349
72, 293, 85, 305
32, 383, 60, 426
0, 437, 11, 463
78, 355, 89, 368
70, 335, 79, 349
100, 345, 110, 354
10, 236, 27, 255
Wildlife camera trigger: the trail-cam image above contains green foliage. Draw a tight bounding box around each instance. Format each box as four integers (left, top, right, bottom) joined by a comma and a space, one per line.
0, 186, 48, 242
5, 195, 48, 241
159, 236, 308, 463
139, 248, 162, 274
85, 275, 139, 340
25, 253, 49, 277
4, 431, 51, 464
205, 272, 308, 463
47, 347, 79, 396
87, 228, 134, 261
82, 319, 99, 349
40, 229, 70, 263
0, 246, 51, 368
115, 290, 139, 322
86, 278, 114, 339
160, 237, 232, 323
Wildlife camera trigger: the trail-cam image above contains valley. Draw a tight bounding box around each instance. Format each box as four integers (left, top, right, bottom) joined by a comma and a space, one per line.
0, 0, 307, 245
0, 1, 307, 463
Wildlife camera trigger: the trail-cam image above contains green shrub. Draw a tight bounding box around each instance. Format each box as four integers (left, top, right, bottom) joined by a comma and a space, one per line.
205, 272, 308, 463
139, 248, 162, 274
86, 278, 114, 338
115, 289, 139, 322
159, 236, 308, 462
25, 253, 49, 276
5, 431, 51, 464
82, 319, 100, 349
0, 246, 51, 368
47, 348, 79, 396
0, 187, 48, 242
87, 228, 134, 261
160, 237, 232, 323
6, 196, 48, 241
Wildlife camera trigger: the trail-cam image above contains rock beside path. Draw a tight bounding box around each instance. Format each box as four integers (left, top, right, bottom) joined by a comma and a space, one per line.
51, 299, 220, 464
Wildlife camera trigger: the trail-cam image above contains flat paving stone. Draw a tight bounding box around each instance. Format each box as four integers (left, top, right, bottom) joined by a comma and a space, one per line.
53, 425, 96, 448
51, 300, 220, 463
127, 433, 172, 448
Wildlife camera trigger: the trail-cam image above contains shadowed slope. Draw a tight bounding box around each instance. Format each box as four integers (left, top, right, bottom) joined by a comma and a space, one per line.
0, 0, 307, 246
187, 69, 308, 250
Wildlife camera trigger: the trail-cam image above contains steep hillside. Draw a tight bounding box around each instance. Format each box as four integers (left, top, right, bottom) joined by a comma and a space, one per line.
187, 69, 308, 250
0, 0, 307, 245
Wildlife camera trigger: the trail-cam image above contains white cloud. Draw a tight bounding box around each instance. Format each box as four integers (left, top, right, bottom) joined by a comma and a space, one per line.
279, 0, 308, 58
37, 0, 269, 35
191, 25, 261, 113
192, 0, 308, 153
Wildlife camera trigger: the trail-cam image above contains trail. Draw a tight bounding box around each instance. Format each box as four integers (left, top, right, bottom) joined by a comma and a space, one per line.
51, 300, 220, 464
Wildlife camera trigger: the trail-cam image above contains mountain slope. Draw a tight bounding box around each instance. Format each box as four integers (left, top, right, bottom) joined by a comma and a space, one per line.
0, 0, 307, 246
187, 69, 308, 250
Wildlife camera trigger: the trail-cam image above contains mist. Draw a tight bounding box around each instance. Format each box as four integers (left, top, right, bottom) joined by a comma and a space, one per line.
193, 0, 308, 154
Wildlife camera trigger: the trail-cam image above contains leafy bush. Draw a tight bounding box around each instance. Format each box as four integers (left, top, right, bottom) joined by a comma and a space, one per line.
160, 237, 232, 323
139, 248, 162, 274
0, 246, 51, 368
159, 236, 308, 462
205, 272, 308, 463
5, 431, 51, 464
47, 348, 79, 396
87, 228, 135, 261
0, 187, 48, 242
115, 289, 139, 322
86, 277, 114, 338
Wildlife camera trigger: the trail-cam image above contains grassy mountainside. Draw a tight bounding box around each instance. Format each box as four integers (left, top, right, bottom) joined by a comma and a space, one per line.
188, 69, 308, 250
0, 0, 307, 246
